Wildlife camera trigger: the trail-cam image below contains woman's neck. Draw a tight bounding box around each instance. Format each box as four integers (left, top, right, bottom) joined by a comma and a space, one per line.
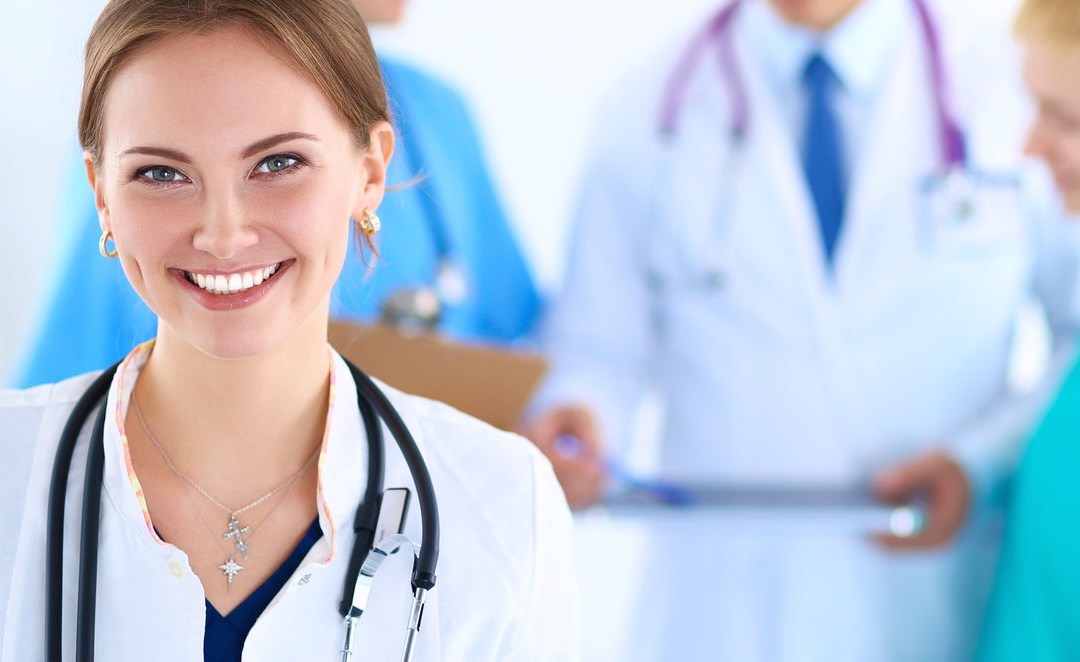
131, 323, 332, 490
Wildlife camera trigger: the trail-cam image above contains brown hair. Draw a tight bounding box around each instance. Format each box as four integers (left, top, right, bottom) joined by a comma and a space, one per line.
79, 0, 390, 164
1014, 0, 1080, 50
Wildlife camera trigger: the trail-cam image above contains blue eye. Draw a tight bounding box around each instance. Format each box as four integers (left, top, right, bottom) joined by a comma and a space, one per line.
256, 155, 298, 174
139, 166, 188, 183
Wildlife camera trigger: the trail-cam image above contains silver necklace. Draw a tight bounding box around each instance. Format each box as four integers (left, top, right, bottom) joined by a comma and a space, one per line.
181, 469, 295, 591
132, 395, 318, 588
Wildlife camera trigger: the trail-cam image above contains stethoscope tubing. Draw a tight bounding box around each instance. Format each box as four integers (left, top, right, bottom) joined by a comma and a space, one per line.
45, 358, 438, 661
76, 397, 106, 662
659, 0, 966, 169
344, 360, 439, 592
910, 0, 965, 167
338, 385, 384, 617
46, 363, 116, 662
658, 2, 744, 138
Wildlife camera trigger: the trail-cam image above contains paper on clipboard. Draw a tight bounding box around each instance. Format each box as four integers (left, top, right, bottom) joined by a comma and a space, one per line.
328, 321, 548, 431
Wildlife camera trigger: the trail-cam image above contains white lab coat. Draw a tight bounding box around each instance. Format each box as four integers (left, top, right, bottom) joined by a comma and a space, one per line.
0, 349, 579, 660
535, 1, 1080, 660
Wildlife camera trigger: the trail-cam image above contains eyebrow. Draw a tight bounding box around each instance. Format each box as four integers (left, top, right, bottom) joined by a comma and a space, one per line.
239, 132, 321, 158
117, 132, 322, 163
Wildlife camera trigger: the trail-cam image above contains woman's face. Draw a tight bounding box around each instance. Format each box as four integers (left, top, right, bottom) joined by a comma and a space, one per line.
1022, 40, 1080, 212
88, 26, 392, 359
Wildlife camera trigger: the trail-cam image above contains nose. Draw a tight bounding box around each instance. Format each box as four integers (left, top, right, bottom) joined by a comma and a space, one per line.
191, 186, 259, 259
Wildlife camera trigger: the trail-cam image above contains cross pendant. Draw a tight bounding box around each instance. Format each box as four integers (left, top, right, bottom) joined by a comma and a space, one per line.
223, 515, 252, 559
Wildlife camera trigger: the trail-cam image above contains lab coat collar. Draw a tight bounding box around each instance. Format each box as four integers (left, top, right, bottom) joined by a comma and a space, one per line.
100, 341, 368, 567
743, 0, 910, 102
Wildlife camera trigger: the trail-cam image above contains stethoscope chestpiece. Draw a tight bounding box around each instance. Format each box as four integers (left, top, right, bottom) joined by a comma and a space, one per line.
340, 533, 422, 662
936, 167, 978, 224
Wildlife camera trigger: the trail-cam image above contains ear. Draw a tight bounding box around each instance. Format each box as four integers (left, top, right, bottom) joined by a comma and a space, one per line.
83, 151, 110, 232
352, 121, 395, 218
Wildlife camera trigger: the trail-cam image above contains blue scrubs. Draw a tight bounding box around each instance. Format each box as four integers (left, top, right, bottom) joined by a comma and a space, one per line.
150, 517, 323, 661
11, 57, 540, 388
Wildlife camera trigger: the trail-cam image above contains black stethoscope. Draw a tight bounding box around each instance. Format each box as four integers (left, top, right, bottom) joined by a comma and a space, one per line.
45, 358, 439, 662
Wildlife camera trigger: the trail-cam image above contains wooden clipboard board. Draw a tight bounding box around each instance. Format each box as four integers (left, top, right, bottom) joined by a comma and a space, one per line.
328, 321, 547, 431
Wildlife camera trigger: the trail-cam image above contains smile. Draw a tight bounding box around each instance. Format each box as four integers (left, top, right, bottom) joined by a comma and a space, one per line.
184, 262, 282, 295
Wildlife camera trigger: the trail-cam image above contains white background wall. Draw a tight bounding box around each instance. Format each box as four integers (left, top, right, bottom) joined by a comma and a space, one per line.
0, 0, 723, 381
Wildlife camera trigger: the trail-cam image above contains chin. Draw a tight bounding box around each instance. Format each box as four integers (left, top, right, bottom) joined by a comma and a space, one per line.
170, 308, 294, 360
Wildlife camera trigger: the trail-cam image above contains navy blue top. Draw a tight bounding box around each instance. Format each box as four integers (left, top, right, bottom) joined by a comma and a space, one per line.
204, 518, 323, 661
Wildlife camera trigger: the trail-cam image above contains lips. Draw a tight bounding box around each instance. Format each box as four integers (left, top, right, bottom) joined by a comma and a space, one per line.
184, 262, 281, 295
174, 259, 294, 312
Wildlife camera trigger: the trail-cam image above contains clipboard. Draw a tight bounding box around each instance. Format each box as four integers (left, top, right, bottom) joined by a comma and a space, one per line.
328, 321, 548, 431
596, 484, 926, 537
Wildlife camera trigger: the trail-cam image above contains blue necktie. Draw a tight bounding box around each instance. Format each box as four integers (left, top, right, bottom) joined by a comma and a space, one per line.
801, 53, 846, 265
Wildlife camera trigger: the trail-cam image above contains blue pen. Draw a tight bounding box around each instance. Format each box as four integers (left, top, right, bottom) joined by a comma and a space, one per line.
554, 435, 694, 507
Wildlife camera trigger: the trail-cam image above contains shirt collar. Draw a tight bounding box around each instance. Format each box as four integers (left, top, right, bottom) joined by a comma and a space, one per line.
102, 341, 365, 566
742, 0, 912, 101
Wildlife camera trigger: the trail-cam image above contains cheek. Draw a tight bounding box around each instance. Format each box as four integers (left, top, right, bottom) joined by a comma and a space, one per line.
108, 190, 193, 255
250, 177, 354, 252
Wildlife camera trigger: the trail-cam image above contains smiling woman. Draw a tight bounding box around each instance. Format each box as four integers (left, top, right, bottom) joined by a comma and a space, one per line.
91, 24, 386, 360
0, 1, 577, 660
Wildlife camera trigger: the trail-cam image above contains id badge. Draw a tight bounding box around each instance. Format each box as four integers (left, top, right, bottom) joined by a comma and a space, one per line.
919, 167, 1024, 255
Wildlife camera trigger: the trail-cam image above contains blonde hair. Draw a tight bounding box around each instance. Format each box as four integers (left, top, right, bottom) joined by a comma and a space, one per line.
1014, 0, 1080, 49
80, 0, 390, 164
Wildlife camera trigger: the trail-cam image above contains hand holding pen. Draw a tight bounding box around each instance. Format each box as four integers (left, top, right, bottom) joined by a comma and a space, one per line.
523, 405, 607, 508
525, 404, 693, 509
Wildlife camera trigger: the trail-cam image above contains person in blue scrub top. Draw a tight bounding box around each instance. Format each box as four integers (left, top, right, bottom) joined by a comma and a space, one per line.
11, 0, 539, 389
979, 1, 1080, 659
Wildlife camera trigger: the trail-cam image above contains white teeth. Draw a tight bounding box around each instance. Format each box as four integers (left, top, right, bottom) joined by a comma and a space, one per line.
186, 262, 282, 295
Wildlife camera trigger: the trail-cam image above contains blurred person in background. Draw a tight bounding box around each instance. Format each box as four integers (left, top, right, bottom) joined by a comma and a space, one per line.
979, 1, 1080, 659
9, 0, 540, 389
526, 0, 1080, 658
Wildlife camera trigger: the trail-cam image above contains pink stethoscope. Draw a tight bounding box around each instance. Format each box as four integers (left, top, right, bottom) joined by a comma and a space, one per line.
656, 0, 966, 171
644, 0, 1014, 291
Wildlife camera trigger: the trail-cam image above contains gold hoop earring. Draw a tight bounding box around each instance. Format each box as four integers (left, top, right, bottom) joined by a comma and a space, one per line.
358, 208, 381, 236
98, 230, 118, 259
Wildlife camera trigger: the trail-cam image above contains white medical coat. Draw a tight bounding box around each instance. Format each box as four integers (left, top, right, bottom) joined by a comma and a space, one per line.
534, 0, 1080, 659
0, 349, 578, 660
